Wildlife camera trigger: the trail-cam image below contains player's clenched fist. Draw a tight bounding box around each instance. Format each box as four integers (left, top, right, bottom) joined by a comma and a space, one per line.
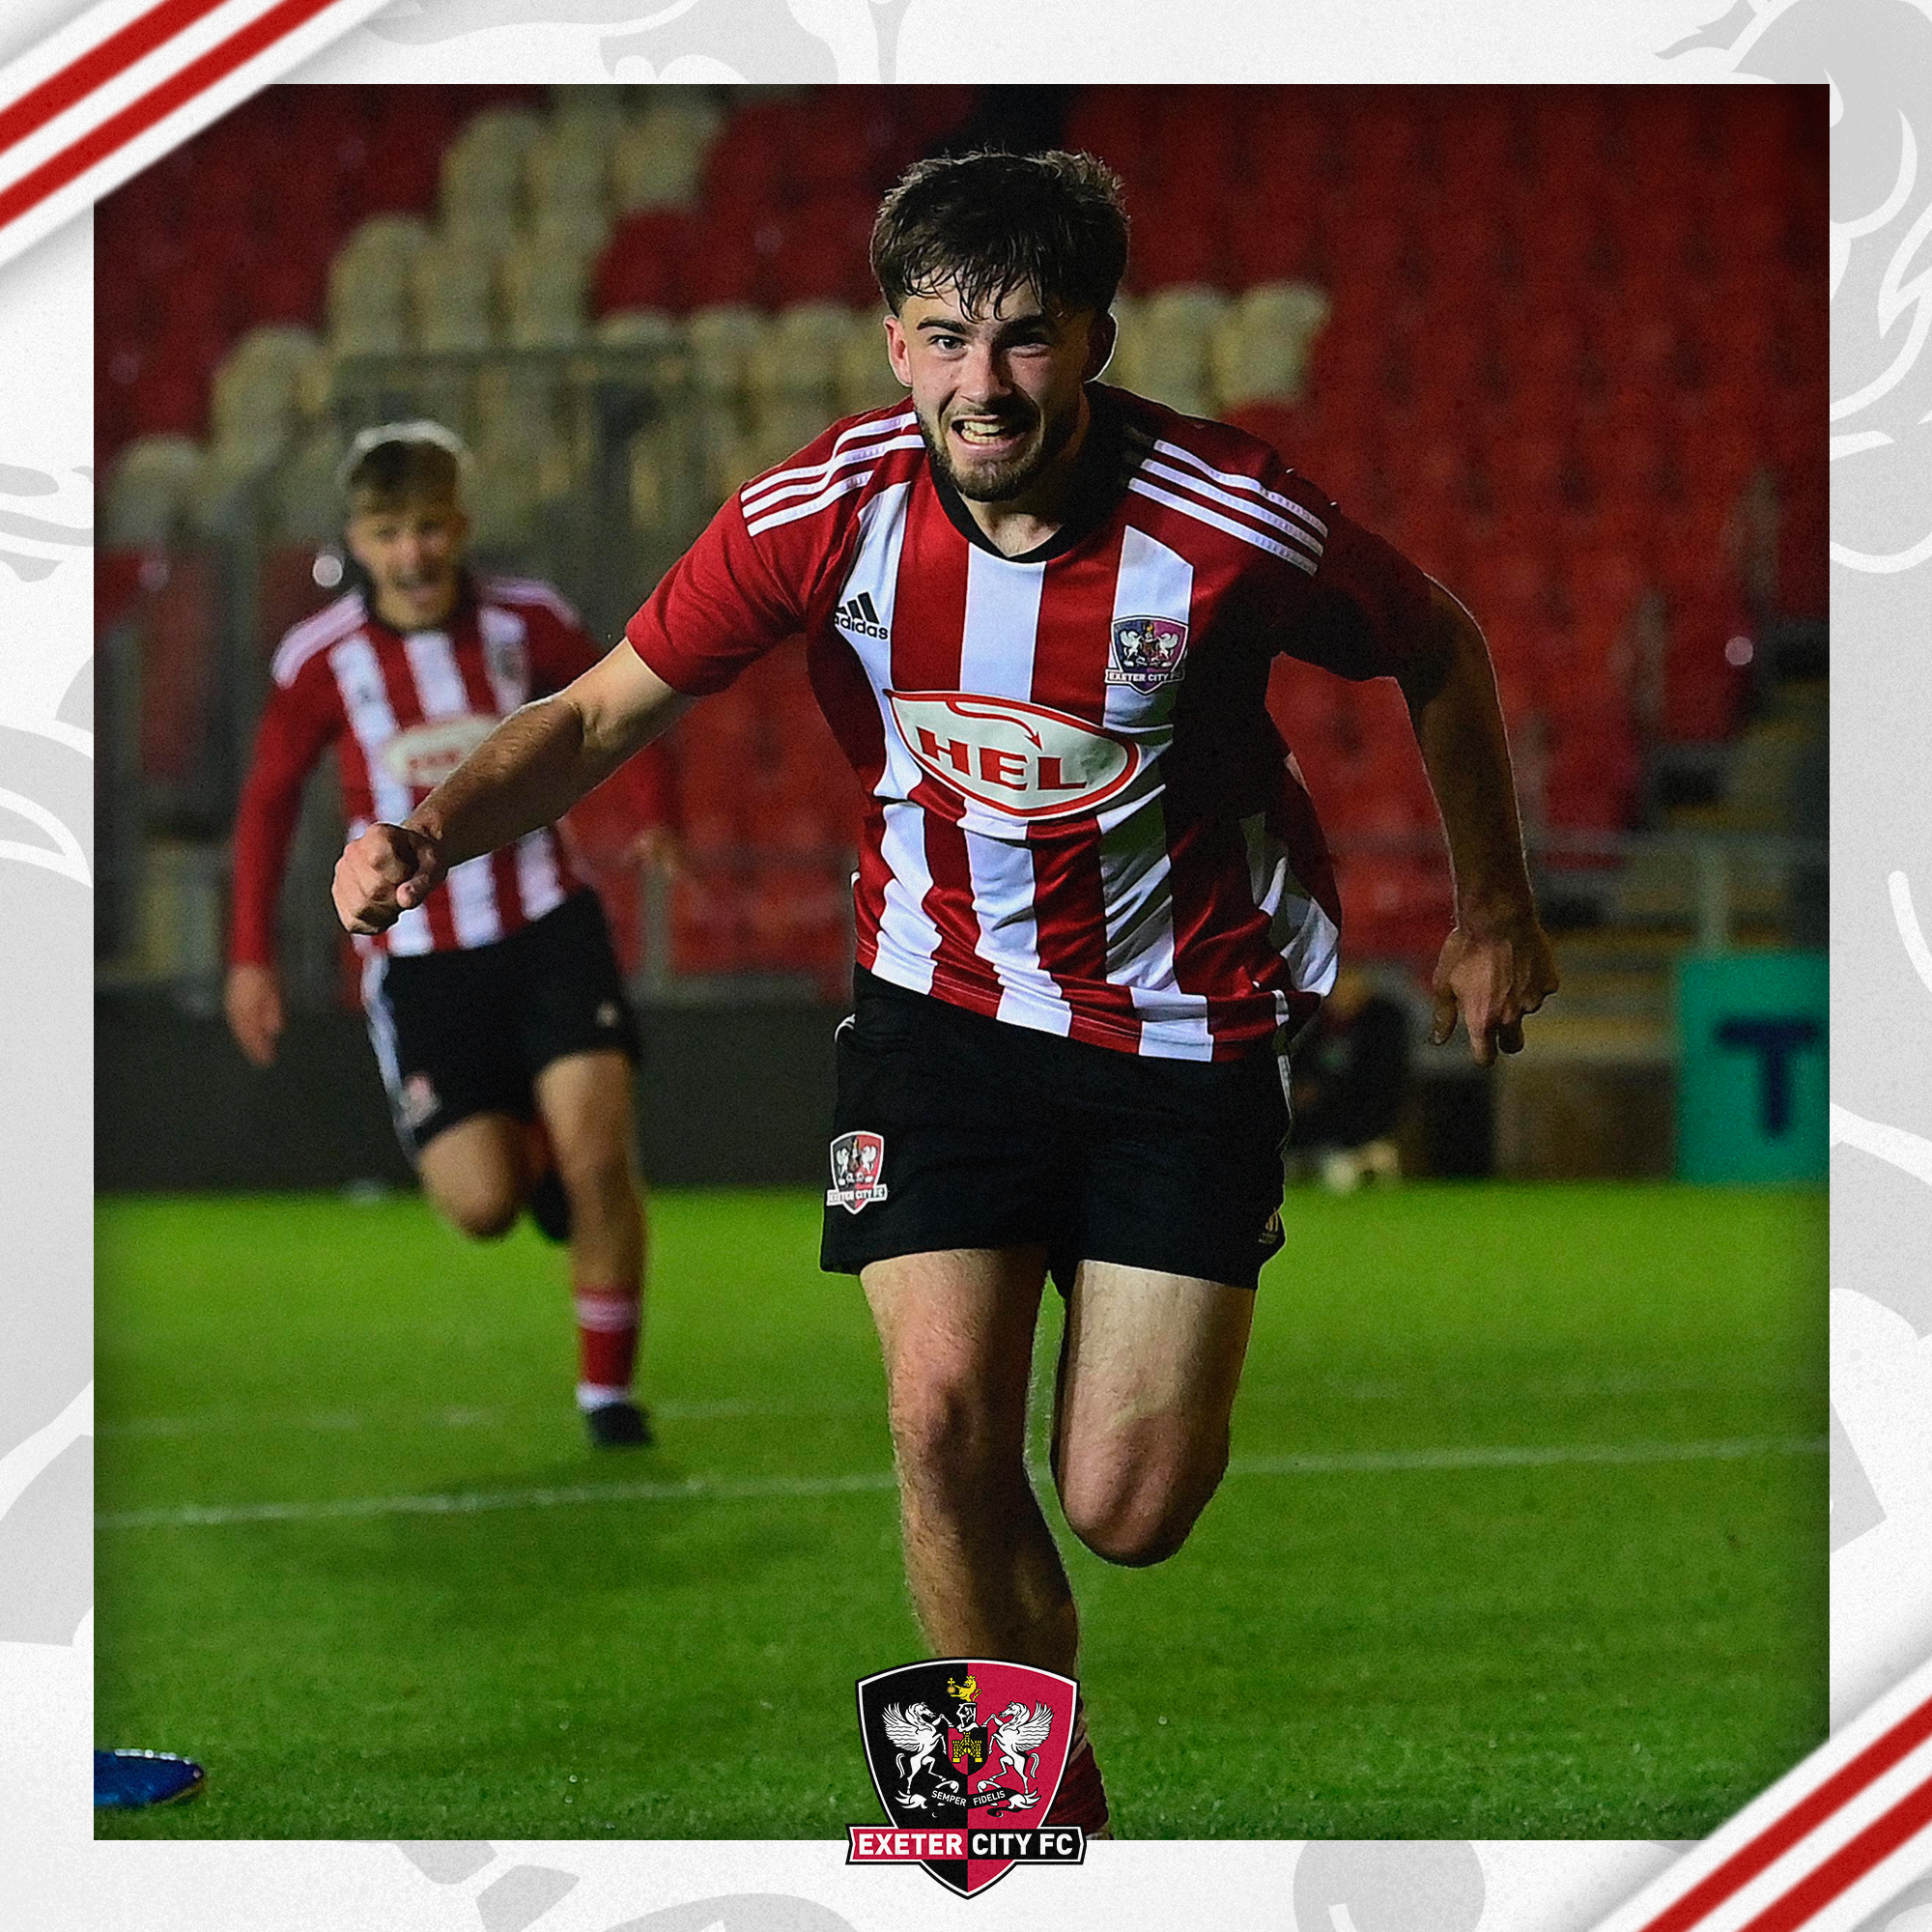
332, 822, 446, 934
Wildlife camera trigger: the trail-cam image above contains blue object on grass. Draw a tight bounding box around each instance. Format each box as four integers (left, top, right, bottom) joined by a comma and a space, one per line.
94, 1749, 205, 1808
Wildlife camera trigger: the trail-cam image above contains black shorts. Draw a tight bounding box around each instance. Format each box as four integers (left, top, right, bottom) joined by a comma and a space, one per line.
819, 968, 1293, 1292
363, 889, 640, 1158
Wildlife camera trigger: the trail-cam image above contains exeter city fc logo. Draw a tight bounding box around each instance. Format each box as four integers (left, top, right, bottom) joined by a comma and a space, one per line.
826, 1131, 889, 1213
849, 1661, 1085, 1896
1106, 614, 1189, 693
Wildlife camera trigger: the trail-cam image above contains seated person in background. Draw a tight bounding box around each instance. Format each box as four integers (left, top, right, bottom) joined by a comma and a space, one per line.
1290, 967, 1413, 1191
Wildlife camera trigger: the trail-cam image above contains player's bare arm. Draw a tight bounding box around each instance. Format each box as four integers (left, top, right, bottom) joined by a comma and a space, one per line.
1397, 581, 1559, 1066
332, 643, 692, 936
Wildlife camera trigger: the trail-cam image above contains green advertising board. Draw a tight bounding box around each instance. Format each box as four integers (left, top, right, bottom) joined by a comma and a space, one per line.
1676, 952, 1827, 1183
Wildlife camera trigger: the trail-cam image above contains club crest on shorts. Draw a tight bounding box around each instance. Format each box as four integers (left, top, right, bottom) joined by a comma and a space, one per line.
1106, 614, 1189, 692
849, 1659, 1086, 1896
827, 1130, 889, 1213
400, 1071, 439, 1130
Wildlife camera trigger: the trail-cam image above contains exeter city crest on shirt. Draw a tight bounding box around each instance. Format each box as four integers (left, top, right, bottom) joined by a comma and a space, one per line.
849, 1659, 1085, 1897
1106, 614, 1189, 693
826, 1130, 889, 1213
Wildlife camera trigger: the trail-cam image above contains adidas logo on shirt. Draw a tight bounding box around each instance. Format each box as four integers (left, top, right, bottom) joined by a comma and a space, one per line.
834, 590, 890, 641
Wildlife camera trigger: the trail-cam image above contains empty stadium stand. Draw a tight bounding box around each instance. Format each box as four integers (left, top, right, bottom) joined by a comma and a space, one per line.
98, 83, 1827, 1014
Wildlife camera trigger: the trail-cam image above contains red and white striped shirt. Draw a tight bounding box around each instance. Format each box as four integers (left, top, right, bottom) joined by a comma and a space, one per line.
232, 574, 667, 965
626, 385, 1435, 1061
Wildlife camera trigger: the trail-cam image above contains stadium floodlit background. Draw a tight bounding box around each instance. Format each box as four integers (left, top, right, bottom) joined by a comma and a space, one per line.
95, 83, 1828, 1839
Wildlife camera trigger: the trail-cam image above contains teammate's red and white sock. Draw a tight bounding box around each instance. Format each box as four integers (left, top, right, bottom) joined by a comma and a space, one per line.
573, 1285, 640, 1410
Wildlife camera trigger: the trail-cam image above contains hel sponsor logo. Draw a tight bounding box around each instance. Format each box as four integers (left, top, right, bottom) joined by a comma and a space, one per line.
835, 589, 891, 640
827, 1130, 889, 1212
887, 691, 1137, 821
854, 1658, 1085, 1896
1106, 614, 1189, 692
380, 716, 497, 790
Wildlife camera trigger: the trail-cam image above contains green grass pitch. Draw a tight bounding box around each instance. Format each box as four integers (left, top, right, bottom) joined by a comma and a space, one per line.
96, 1182, 1825, 1840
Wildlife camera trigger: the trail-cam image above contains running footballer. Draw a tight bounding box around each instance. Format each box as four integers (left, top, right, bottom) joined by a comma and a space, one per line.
237, 423, 673, 1447
332, 152, 1558, 1833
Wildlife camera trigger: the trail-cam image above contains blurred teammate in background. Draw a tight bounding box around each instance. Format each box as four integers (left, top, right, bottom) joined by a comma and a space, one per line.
228, 421, 674, 1449
332, 155, 1557, 1831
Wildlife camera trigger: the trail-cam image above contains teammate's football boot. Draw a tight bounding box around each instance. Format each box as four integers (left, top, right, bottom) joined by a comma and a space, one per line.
94, 1749, 205, 1808
584, 1399, 653, 1448
1044, 1733, 1113, 1838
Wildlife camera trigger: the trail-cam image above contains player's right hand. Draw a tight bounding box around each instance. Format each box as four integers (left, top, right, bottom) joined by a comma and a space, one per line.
332, 822, 446, 935
224, 962, 285, 1068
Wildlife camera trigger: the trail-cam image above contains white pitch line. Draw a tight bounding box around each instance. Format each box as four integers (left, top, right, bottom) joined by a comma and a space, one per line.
94, 1395, 880, 1438
93, 1372, 1814, 1440
95, 1435, 1825, 1533
1232, 1435, 1824, 1477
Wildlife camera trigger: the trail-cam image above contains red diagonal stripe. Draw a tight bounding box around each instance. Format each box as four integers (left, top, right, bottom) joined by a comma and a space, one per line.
0, 0, 343, 233
0, 0, 236, 159
1639, 1698, 1932, 1932
1739, 1771, 1932, 1932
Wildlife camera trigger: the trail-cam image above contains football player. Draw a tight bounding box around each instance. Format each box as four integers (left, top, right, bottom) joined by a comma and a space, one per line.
332, 153, 1556, 1830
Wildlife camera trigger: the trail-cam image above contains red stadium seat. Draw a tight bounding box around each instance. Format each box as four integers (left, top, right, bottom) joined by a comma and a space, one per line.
255, 547, 332, 654
1773, 466, 1828, 622
247, 249, 330, 327
1268, 657, 1357, 753
596, 208, 696, 315
760, 194, 877, 307
127, 364, 211, 440
1226, 185, 1320, 287
669, 875, 752, 978
97, 548, 159, 639
352, 107, 451, 216
1658, 587, 1750, 742
1065, 91, 1154, 194
1127, 191, 1228, 291
702, 99, 809, 213
788, 101, 876, 202
1481, 422, 1574, 512
1577, 416, 1671, 511
1225, 401, 1308, 466
1334, 854, 1452, 966
1542, 728, 1638, 833
134, 554, 217, 789
1558, 542, 1649, 638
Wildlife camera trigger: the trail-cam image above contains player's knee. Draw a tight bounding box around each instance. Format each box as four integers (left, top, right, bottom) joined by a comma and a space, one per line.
434, 1183, 522, 1241
1061, 1485, 1196, 1568
888, 1377, 1022, 1497
1058, 1433, 1228, 1568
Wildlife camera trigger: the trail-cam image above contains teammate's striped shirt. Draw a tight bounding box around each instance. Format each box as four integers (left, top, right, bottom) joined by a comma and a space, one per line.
231, 574, 668, 965
626, 384, 1435, 1061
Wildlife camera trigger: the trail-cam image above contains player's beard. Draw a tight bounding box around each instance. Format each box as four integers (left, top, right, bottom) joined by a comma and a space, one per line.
920, 392, 1081, 504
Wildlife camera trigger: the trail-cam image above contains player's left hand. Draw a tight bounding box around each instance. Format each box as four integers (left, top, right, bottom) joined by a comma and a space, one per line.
1429, 914, 1558, 1067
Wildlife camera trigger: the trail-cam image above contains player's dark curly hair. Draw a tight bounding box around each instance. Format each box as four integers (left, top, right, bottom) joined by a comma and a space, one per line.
870, 150, 1130, 319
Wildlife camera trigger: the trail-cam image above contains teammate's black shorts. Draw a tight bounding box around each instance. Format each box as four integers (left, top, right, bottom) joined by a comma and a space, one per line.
820, 967, 1293, 1292
363, 889, 640, 1158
